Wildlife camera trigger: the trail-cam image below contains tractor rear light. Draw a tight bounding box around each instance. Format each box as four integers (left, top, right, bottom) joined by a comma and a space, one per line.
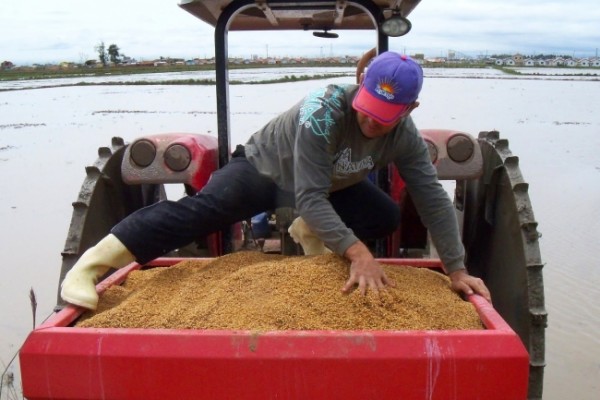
425, 140, 438, 163
164, 143, 191, 171
447, 134, 474, 162
130, 139, 156, 167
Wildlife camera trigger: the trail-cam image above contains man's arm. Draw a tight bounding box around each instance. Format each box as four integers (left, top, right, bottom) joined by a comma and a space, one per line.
293, 85, 360, 255
393, 118, 491, 301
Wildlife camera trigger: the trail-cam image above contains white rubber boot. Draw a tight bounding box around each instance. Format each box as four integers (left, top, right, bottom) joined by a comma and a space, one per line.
60, 234, 135, 310
288, 217, 332, 255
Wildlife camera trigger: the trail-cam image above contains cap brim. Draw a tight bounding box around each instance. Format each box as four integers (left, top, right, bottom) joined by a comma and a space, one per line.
352, 84, 410, 126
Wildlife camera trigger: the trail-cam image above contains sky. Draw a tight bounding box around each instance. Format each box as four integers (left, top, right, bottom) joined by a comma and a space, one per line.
1, 0, 599, 65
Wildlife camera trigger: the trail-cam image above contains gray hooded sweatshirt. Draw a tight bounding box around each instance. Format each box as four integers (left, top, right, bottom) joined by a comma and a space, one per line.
244, 84, 465, 273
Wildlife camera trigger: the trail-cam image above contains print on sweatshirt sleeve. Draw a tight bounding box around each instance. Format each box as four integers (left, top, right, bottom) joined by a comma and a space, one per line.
298, 86, 347, 143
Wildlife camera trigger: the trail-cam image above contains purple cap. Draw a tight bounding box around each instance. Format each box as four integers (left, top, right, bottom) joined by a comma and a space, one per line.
352, 52, 423, 125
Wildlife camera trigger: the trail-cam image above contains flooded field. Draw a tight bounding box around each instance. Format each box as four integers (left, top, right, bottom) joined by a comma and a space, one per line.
1, 68, 599, 399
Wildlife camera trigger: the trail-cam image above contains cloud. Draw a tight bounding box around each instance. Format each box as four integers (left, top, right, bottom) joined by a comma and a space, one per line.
1, 0, 599, 65
407, 0, 600, 56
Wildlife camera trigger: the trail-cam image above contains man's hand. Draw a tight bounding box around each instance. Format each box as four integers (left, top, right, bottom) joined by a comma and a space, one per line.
449, 269, 492, 303
342, 241, 394, 294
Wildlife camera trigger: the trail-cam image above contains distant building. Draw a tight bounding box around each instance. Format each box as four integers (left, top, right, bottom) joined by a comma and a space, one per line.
512, 53, 524, 65
549, 57, 565, 66
121, 56, 137, 65
59, 62, 77, 69
496, 58, 515, 66
426, 57, 446, 64
487, 53, 600, 68
137, 61, 155, 67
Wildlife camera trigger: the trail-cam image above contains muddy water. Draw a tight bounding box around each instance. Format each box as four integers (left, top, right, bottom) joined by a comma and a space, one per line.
1, 73, 599, 399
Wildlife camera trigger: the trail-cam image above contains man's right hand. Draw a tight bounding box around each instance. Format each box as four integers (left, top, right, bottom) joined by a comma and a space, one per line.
342, 241, 395, 295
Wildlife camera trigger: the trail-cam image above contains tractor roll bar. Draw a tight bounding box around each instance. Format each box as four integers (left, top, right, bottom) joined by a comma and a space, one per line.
211, 0, 390, 167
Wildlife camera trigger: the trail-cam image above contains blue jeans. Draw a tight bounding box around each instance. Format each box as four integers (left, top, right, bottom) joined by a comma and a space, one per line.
112, 156, 400, 263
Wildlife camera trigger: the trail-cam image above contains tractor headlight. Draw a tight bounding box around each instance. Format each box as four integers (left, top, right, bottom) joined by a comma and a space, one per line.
381, 13, 412, 37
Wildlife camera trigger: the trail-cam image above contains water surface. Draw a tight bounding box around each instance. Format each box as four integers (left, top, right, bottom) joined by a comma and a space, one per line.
1, 68, 599, 399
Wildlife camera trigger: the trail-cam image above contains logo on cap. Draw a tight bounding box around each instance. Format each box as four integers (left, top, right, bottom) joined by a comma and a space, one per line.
375, 79, 398, 101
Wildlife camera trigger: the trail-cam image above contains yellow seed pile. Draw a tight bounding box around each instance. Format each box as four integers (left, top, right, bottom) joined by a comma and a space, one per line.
76, 252, 483, 331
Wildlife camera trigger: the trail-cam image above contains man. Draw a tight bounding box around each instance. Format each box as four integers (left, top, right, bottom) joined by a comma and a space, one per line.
61, 51, 491, 310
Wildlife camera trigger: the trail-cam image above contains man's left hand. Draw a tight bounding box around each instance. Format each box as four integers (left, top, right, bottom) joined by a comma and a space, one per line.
449, 269, 492, 303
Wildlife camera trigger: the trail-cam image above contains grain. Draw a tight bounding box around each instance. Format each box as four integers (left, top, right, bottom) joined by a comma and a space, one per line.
76, 252, 483, 331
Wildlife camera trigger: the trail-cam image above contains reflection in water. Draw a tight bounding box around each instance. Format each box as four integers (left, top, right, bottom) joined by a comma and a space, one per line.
1, 70, 599, 399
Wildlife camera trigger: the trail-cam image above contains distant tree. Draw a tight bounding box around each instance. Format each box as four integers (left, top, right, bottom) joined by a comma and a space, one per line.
108, 44, 122, 64
1, 61, 15, 70
95, 42, 108, 66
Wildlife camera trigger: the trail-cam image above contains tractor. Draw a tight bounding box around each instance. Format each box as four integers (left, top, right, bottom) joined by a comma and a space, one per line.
19, 1, 546, 399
